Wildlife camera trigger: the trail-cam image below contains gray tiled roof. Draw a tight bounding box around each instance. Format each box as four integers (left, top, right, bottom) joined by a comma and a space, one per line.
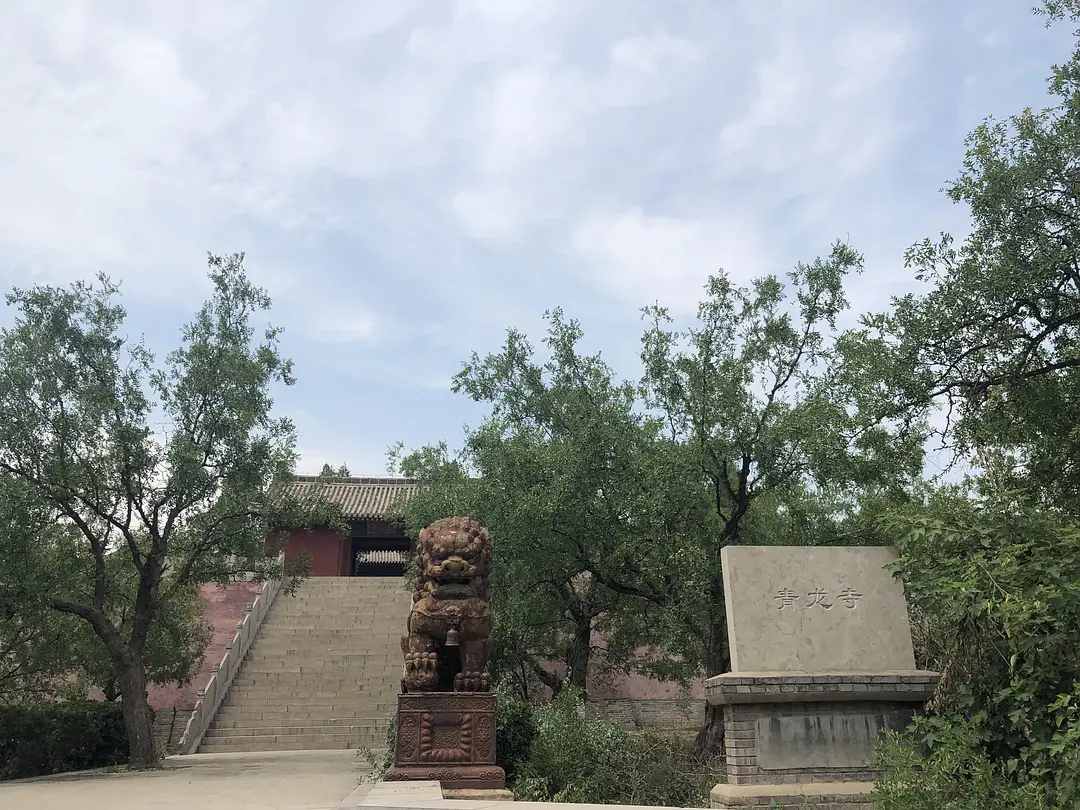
289, 475, 418, 520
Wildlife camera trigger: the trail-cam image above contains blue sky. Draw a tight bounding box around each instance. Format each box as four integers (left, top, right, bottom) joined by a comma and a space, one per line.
0, 1, 1073, 476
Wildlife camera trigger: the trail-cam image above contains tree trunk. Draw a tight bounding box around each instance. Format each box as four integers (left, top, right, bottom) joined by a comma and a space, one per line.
565, 617, 592, 693
694, 618, 729, 753
115, 652, 159, 768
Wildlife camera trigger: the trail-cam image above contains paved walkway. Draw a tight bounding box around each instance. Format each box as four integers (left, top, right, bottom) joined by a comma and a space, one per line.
0, 749, 376, 810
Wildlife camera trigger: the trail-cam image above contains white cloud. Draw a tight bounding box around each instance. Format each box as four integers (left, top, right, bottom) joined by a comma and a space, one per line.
454, 0, 560, 26
572, 207, 772, 314
451, 186, 525, 242
609, 33, 703, 76
717, 22, 912, 180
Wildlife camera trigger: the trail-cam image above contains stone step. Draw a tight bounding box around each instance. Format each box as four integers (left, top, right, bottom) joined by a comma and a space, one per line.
215, 702, 396, 714
239, 660, 397, 667
251, 630, 397, 639
275, 600, 407, 604
269, 613, 404, 617
210, 714, 391, 728
280, 591, 406, 597
197, 735, 384, 752
244, 652, 398, 660
246, 648, 397, 653
224, 690, 395, 700
219, 706, 396, 715
251, 633, 400, 639
278, 594, 406, 599
266, 613, 404, 619
218, 699, 397, 711
237, 668, 397, 675
245, 655, 399, 661
249, 638, 399, 645
262, 616, 401, 622
205, 722, 388, 737
219, 690, 397, 701
248, 640, 396, 646
245, 652, 401, 660
230, 670, 392, 680
196, 577, 405, 754
282, 584, 407, 589
265, 622, 401, 626
227, 683, 388, 694
221, 699, 397, 710
271, 604, 403, 610
274, 598, 406, 603
219, 692, 395, 702
240, 656, 397, 660
224, 686, 396, 697
276, 591, 409, 597
242, 653, 397, 661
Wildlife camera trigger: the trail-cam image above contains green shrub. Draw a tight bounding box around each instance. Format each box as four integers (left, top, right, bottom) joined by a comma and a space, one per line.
886, 503, 1080, 804
0, 700, 129, 780
494, 683, 536, 780
871, 718, 1050, 810
356, 714, 395, 781
513, 688, 719, 806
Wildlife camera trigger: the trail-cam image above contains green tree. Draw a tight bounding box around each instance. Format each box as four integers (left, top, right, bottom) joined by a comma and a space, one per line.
391, 312, 711, 699
600, 242, 927, 747
0, 254, 344, 767
867, 1, 1080, 519
857, 4, 1080, 803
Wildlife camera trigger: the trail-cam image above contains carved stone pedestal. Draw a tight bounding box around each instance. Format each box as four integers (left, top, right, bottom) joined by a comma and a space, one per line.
384, 692, 506, 792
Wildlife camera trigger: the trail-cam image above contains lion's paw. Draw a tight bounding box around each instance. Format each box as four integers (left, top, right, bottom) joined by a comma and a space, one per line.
455, 671, 491, 692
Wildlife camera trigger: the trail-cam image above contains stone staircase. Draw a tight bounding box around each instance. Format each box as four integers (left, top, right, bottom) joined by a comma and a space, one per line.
198, 577, 411, 752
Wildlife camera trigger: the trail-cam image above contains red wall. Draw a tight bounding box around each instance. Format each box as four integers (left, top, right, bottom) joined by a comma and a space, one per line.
282, 528, 350, 577
535, 631, 706, 701
145, 581, 263, 710
86, 581, 263, 711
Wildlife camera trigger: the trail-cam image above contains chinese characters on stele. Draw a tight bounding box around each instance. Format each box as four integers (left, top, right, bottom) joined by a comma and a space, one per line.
773, 587, 863, 610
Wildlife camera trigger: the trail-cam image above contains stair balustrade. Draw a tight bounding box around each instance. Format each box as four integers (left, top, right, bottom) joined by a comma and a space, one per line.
176, 553, 287, 754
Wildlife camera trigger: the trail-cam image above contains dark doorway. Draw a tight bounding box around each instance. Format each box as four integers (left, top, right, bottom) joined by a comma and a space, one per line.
350, 536, 411, 577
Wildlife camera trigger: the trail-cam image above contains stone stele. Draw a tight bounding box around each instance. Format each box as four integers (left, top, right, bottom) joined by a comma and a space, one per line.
721, 545, 916, 673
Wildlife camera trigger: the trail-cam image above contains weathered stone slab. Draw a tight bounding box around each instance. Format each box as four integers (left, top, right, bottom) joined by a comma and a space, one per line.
710, 781, 874, 810
755, 709, 911, 769
704, 671, 940, 704
721, 546, 916, 673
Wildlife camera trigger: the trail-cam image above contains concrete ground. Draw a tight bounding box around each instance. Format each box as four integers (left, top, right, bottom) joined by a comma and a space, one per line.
0, 749, 376, 810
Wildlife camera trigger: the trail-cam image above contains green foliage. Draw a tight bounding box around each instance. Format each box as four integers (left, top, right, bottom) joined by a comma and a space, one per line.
68, 583, 212, 702
884, 497, 1080, 805
494, 682, 537, 779
389, 314, 712, 699
864, 1, 1080, 520
511, 689, 719, 806
0, 700, 130, 780
356, 714, 395, 782
871, 718, 1050, 810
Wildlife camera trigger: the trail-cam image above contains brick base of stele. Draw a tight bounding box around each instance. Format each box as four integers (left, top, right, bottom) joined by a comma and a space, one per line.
705, 672, 939, 810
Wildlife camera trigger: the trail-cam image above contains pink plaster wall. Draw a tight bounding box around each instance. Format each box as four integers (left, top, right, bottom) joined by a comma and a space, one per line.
145, 581, 263, 710
535, 630, 705, 700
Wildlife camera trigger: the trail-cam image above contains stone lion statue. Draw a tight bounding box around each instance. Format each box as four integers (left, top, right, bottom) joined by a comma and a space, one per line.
401, 516, 493, 693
